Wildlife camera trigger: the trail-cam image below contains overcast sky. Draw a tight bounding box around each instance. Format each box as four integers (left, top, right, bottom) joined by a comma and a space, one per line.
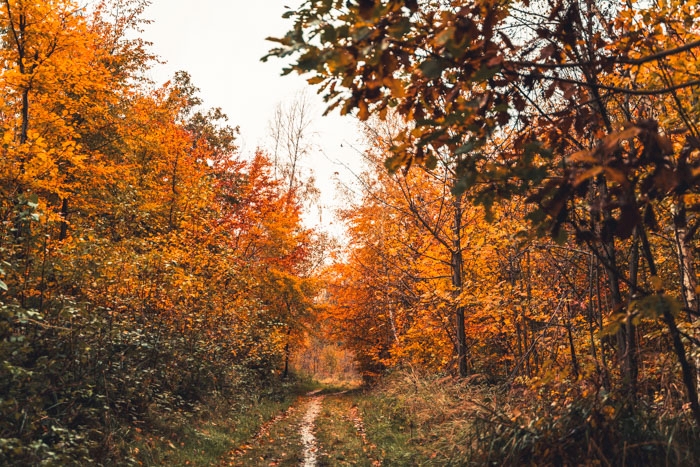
141, 1, 365, 230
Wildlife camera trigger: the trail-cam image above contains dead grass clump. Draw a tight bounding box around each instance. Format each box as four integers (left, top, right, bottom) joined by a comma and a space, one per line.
360, 369, 700, 466
358, 368, 499, 464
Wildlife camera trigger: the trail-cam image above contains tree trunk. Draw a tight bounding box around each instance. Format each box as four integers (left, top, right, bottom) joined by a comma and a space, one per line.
566, 303, 579, 379
59, 198, 69, 240
452, 195, 468, 377
606, 238, 637, 398
283, 326, 291, 378
598, 175, 638, 399
283, 342, 290, 379
639, 226, 700, 425
673, 202, 700, 393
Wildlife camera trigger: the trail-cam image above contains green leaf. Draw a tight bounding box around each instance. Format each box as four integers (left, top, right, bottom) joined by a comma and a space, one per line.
599, 312, 625, 337
385, 153, 407, 173
451, 176, 470, 196
472, 66, 499, 82
388, 17, 411, 39
320, 25, 337, 43
553, 227, 568, 245
352, 26, 371, 41
419, 58, 445, 79
434, 26, 455, 47
27, 193, 39, 209
455, 141, 476, 155
0, 279, 7, 291
632, 294, 682, 322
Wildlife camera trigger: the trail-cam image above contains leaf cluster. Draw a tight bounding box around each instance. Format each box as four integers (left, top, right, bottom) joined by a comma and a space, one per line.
0, 1, 321, 463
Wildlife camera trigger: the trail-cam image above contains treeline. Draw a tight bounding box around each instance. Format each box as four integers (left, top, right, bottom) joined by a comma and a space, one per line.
0, 1, 318, 463
271, 0, 700, 463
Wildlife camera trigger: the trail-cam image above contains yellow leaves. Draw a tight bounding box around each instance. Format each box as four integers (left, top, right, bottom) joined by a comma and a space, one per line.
384, 76, 406, 98
357, 99, 370, 120
649, 275, 664, 293
510, 407, 522, 421
1, 131, 13, 145
602, 405, 616, 419
566, 150, 597, 165
0, 1, 314, 380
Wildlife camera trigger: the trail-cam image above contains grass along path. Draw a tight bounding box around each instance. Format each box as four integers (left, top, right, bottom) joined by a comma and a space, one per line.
139, 376, 482, 466
221, 393, 309, 466
314, 391, 380, 466
127, 381, 318, 466
220, 387, 377, 467
133, 371, 700, 466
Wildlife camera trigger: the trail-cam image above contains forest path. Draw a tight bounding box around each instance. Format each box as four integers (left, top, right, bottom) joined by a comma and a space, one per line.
221, 388, 377, 466
299, 390, 324, 466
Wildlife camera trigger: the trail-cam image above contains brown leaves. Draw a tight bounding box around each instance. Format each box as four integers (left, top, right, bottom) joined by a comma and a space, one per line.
357, 0, 377, 20
566, 121, 674, 189
272, 0, 700, 253
524, 117, 689, 241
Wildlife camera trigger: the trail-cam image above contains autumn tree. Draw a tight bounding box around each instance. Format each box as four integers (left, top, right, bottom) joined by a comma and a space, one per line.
326, 117, 526, 378
0, 1, 324, 463
218, 151, 319, 377
269, 0, 700, 420
357, 116, 483, 376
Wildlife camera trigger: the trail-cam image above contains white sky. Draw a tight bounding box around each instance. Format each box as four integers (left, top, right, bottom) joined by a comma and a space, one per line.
141, 0, 366, 231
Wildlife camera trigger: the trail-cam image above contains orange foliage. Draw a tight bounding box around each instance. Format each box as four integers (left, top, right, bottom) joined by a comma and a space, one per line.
0, 2, 322, 462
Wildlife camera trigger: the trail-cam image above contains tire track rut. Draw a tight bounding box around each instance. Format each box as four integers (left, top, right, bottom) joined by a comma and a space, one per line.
221, 389, 372, 466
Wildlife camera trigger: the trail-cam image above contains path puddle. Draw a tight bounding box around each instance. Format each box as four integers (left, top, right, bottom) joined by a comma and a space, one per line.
299, 395, 324, 467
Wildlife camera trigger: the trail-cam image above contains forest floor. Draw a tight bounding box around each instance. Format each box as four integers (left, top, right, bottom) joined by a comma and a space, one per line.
133, 371, 700, 466
220, 387, 381, 466
136, 372, 496, 466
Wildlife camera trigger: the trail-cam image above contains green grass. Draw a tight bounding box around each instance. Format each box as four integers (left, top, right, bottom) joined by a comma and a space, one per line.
119, 369, 700, 467
352, 370, 493, 466
120, 373, 497, 466
226, 397, 307, 466
314, 392, 376, 466
128, 378, 319, 466
354, 391, 421, 466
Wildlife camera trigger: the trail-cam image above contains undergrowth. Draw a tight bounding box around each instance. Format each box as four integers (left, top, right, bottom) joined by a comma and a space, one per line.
0, 297, 317, 466
358, 369, 700, 466
130, 376, 317, 466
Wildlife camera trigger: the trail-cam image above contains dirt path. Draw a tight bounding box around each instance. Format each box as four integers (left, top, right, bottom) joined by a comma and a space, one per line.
220, 397, 306, 466
299, 392, 325, 466
221, 389, 376, 467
